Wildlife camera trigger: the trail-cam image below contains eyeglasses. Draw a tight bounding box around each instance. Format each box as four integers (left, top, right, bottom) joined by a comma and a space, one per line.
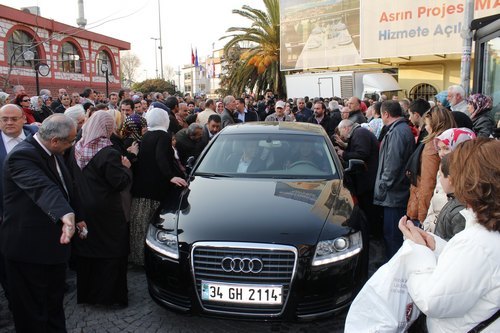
0, 116, 23, 122
22, 99, 30, 102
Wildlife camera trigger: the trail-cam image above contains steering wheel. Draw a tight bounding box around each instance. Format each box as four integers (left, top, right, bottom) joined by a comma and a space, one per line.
288, 160, 319, 169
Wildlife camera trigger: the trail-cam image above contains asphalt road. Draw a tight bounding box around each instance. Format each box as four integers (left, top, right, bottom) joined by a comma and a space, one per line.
0, 238, 385, 333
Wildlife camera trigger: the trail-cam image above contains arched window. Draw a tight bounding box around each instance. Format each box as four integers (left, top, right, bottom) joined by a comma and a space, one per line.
7, 30, 39, 67
96, 50, 113, 76
60, 42, 82, 73
409, 83, 438, 102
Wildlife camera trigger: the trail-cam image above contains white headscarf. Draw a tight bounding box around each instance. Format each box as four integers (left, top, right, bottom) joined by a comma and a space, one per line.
145, 107, 170, 132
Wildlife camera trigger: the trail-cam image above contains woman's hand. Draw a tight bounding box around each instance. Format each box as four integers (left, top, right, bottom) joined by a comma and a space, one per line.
398, 216, 436, 250
170, 176, 188, 187
127, 141, 139, 156
121, 156, 131, 168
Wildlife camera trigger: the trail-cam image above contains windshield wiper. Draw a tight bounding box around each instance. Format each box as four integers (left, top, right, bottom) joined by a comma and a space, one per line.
194, 172, 232, 178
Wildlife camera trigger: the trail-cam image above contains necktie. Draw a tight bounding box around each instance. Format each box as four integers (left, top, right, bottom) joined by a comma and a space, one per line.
49, 155, 69, 196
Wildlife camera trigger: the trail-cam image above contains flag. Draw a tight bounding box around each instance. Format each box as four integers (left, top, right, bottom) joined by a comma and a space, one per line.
195, 48, 199, 67
191, 47, 195, 65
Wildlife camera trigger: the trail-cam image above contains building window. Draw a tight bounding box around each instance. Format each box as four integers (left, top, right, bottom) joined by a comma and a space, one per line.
409, 83, 438, 102
96, 50, 113, 76
184, 73, 192, 80
60, 42, 82, 73
7, 30, 39, 67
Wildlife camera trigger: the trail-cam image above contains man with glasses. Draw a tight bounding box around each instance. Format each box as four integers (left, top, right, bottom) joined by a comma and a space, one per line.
0, 104, 38, 307
0, 114, 80, 331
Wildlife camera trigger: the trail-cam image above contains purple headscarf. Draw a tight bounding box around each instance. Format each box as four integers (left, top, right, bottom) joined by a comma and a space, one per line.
467, 93, 492, 120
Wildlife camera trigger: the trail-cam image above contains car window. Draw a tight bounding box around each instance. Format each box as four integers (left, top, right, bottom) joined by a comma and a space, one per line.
196, 133, 338, 179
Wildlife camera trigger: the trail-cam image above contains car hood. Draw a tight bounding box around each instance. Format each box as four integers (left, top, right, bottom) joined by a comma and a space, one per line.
157, 177, 351, 247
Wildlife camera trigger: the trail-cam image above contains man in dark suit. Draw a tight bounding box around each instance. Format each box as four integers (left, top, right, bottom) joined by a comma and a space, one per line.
198, 114, 221, 152
0, 104, 38, 304
0, 114, 79, 332
225, 140, 266, 173
221, 95, 236, 129
175, 123, 204, 166
234, 98, 259, 123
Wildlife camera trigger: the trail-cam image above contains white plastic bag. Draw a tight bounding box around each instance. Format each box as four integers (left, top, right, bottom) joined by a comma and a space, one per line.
345, 241, 420, 332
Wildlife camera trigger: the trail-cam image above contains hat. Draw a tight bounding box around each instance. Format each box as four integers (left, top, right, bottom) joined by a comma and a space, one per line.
276, 101, 285, 108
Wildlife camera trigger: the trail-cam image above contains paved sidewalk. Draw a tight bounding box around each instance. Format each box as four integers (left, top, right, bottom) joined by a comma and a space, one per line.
0, 239, 385, 332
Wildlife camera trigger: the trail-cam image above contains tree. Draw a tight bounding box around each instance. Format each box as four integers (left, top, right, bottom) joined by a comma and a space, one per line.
120, 51, 141, 86
220, 0, 285, 97
132, 79, 176, 95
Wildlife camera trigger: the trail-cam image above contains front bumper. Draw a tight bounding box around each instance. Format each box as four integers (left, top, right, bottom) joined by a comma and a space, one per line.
145, 242, 361, 320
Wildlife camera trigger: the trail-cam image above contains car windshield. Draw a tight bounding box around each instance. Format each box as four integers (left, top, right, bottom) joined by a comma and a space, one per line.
195, 133, 338, 179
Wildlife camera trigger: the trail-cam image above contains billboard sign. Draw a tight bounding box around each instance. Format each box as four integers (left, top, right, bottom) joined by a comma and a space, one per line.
280, 0, 368, 70
360, 0, 496, 58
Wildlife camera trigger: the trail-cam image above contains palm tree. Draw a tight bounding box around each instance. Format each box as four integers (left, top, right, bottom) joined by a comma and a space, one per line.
220, 0, 285, 97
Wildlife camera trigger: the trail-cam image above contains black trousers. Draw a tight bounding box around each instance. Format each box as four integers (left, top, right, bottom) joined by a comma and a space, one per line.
5, 259, 67, 333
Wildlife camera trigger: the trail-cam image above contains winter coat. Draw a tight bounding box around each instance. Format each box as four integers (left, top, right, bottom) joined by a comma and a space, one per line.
472, 109, 495, 138
405, 209, 500, 332
434, 195, 466, 241
373, 118, 415, 207
406, 141, 440, 222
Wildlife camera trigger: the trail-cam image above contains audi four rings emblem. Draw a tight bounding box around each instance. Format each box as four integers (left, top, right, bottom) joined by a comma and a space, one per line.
221, 257, 263, 274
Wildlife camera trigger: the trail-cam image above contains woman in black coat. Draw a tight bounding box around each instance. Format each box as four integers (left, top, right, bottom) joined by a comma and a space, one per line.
129, 107, 187, 266
70, 110, 132, 306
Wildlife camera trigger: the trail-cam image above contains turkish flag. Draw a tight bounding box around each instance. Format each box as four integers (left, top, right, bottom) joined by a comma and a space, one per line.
191, 47, 195, 65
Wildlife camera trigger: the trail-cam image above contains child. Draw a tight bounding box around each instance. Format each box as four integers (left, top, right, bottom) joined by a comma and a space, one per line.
434, 154, 466, 240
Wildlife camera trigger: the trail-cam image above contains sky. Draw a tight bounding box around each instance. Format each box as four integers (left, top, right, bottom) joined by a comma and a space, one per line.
2, 0, 266, 81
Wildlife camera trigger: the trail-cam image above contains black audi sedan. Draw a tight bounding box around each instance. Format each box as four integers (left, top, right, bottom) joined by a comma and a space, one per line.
145, 122, 367, 320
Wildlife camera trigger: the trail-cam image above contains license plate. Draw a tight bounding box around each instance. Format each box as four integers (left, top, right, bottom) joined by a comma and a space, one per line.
201, 281, 283, 304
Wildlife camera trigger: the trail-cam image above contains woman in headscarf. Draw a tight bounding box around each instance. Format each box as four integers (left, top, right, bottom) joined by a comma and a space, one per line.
467, 93, 495, 138
122, 113, 147, 148
69, 110, 132, 307
129, 108, 187, 266
422, 127, 476, 232
0, 91, 9, 107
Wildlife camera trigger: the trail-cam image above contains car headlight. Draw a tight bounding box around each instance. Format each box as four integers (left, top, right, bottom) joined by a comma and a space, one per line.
145, 224, 179, 260
312, 231, 362, 266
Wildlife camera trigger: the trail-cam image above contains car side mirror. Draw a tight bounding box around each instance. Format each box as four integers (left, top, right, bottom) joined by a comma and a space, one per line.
344, 159, 366, 174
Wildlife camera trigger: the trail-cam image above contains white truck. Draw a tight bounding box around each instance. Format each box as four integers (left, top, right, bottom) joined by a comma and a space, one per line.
285, 71, 401, 100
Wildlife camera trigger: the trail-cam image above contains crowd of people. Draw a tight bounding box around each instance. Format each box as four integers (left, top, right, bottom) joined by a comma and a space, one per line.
0, 82, 498, 332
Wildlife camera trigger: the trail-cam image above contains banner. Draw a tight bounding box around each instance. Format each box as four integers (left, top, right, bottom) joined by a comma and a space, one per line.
360, 0, 497, 59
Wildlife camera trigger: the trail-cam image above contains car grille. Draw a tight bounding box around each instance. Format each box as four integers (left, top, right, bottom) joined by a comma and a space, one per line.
191, 242, 297, 316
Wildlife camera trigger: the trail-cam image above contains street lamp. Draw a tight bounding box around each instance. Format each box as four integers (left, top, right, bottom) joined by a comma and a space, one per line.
101, 63, 109, 97
150, 37, 159, 79
23, 50, 50, 95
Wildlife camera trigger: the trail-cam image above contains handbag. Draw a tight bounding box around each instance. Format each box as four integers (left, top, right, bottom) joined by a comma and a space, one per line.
467, 309, 500, 333
345, 241, 420, 332
405, 142, 424, 186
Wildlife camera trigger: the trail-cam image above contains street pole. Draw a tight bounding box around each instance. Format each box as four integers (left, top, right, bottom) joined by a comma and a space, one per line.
460, 0, 474, 97
105, 69, 109, 97
151, 37, 159, 79
157, 0, 164, 80
35, 63, 40, 96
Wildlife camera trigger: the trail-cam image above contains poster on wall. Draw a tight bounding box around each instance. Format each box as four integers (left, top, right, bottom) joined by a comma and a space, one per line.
360, 0, 498, 59
280, 0, 369, 70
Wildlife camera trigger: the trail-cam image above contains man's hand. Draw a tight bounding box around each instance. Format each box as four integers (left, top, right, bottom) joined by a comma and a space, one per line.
60, 213, 75, 244
170, 176, 188, 187
76, 221, 88, 239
